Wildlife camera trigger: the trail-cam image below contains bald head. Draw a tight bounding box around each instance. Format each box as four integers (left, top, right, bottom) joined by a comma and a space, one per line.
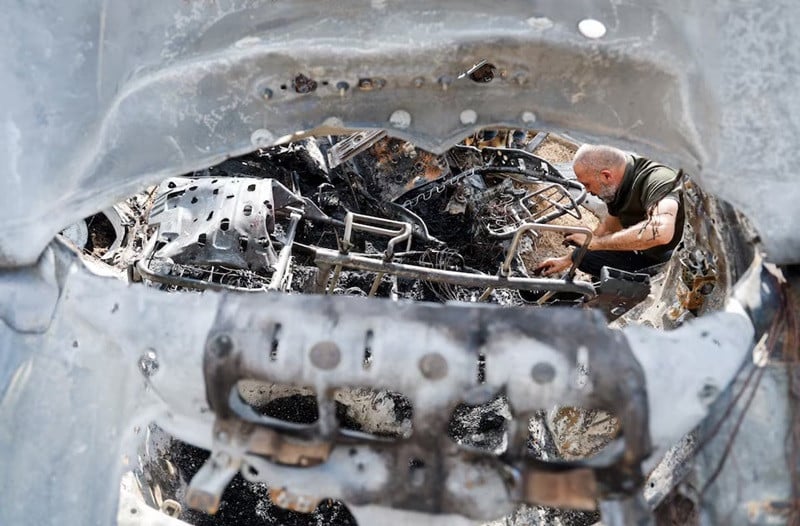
572, 144, 628, 203
573, 144, 627, 174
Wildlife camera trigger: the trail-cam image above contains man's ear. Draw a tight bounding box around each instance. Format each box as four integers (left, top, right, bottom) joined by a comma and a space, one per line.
599, 169, 613, 182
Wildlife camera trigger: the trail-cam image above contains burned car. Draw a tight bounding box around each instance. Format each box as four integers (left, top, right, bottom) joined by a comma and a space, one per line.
1, 2, 799, 526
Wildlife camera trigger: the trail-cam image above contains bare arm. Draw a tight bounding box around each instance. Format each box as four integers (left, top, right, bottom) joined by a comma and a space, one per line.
593, 214, 623, 238
589, 198, 678, 251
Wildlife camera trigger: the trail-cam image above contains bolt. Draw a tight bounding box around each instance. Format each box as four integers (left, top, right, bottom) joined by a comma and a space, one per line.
459, 109, 478, 125
419, 352, 448, 380
438, 75, 453, 91
138, 349, 159, 377
208, 334, 233, 358
521, 111, 537, 124
531, 362, 556, 384
336, 81, 349, 97
262, 87, 273, 100
389, 110, 411, 129
309, 341, 341, 370
358, 77, 385, 91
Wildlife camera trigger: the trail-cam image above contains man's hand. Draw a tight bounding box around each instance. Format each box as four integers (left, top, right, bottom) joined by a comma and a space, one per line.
534, 255, 572, 276
563, 232, 588, 248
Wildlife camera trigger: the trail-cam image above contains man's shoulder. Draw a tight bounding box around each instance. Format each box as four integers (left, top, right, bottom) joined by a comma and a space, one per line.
630, 155, 678, 178
630, 156, 679, 193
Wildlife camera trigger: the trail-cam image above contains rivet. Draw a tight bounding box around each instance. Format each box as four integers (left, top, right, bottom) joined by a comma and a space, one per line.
459, 109, 478, 125
262, 88, 273, 100
389, 110, 412, 129
521, 111, 537, 124
438, 76, 453, 91
309, 341, 341, 370
413, 77, 425, 88
336, 81, 349, 97
419, 352, 448, 380
578, 18, 607, 39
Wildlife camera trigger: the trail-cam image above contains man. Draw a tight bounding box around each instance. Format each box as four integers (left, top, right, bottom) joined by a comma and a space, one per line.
536, 144, 684, 279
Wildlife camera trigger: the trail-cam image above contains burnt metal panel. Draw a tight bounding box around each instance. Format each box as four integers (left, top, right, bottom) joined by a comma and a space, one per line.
149, 177, 279, 270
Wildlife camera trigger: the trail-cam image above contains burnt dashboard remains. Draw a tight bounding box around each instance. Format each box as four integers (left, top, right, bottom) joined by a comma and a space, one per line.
132, 132, 598, 306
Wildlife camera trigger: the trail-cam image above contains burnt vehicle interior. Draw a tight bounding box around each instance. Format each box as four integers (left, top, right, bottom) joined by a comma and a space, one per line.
70, 131, 694, 315
59, 129, 756, 525
3, 3, 800, 526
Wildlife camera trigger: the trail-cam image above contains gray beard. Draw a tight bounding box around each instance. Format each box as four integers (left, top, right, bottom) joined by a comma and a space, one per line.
598, 184, 617, 203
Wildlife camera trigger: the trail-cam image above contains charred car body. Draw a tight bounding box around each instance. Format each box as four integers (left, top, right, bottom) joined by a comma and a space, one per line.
1, 2, 799, 526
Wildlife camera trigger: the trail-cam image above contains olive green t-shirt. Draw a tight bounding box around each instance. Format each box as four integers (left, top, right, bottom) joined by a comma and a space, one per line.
606, 155, 684, 260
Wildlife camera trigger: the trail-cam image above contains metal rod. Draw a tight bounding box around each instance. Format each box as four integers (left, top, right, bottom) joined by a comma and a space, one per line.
384, 224, 412, 260
268, 212, 301, 291
314, 249, 595, 297
343, 211, 413, 261
327, 264, 343, 294
313, 264, 332, 294
524, 131, 549, 153
368, 272, 384, 297
135, 260, 265, 293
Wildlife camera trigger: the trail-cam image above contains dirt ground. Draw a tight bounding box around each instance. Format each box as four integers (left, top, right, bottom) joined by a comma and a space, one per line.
533, 134, 578, 164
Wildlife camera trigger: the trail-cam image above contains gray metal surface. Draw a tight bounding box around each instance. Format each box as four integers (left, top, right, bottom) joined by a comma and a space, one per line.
694, 366, 796, 526
0, 241, 761, 525
1, 1, 799, 266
